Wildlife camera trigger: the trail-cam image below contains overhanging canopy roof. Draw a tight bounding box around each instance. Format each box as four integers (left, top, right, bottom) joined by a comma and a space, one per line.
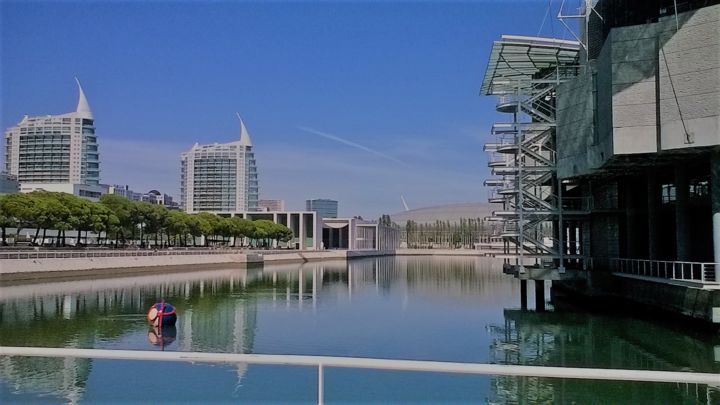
480, 35, 580, 95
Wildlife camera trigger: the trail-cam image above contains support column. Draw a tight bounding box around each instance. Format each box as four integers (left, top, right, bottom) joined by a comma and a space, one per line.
624, 178, 638, 258
299, 214, 305, 251
520, 279, 527, 310
312, 214, 318, 250
712, 152, 720, 281
534, 280, 545, 312
675, 166, 690, 261
647, 170, 660, 259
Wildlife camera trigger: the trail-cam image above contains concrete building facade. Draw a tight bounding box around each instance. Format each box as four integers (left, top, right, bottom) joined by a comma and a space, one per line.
322, 217, 401, 251
181, 116, 259, 213
214, 211, 322, 250
554, 2, 720, 272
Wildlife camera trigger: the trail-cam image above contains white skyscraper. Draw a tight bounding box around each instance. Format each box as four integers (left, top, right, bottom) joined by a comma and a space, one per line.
180, 115, 259, 213
4, 79, 101, 196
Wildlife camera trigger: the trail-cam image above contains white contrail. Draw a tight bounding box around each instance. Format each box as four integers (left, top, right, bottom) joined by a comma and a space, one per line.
298, 126, 408, 166
401, 195, 410, 211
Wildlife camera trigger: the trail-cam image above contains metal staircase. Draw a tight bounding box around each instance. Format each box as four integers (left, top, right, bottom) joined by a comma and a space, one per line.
480, 36, 584, 273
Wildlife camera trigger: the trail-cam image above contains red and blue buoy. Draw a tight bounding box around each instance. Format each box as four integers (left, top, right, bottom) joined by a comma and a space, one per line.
147, 302, 177, 327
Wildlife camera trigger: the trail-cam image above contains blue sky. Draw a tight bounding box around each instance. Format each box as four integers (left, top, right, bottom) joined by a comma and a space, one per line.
1, 0, 571, 218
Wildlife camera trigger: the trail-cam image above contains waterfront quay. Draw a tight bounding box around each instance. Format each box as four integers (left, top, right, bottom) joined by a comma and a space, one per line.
0, 248, 394, 282
2, 246, 720, 326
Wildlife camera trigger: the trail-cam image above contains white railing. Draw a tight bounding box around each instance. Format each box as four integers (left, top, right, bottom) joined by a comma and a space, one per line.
612, 258, 718, 285
1, 346, 718, 405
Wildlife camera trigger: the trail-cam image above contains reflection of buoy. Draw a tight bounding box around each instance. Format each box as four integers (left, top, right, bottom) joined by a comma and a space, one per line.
148, 325, 177, 348
147, 302, 177, 327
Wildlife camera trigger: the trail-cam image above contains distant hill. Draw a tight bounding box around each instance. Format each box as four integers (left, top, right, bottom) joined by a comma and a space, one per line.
389, 202, 494, 225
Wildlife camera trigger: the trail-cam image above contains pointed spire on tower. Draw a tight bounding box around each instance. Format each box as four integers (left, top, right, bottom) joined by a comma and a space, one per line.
236, 112, 252, 146
74, 77, 93, 118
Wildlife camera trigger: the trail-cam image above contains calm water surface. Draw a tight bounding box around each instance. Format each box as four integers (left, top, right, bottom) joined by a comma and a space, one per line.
0, 256, 718, 404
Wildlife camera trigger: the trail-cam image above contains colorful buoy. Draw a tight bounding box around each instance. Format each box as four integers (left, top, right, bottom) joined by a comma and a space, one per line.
147, 302, 177, 327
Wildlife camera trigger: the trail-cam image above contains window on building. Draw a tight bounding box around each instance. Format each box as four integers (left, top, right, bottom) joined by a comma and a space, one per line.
689, 179, 709, 198
661, 183, 676, 203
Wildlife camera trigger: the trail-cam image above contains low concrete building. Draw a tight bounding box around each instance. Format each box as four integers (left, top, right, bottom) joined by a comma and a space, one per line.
19, 182, 108, 201
323, 218, 400, 251
215, 210, 322, 250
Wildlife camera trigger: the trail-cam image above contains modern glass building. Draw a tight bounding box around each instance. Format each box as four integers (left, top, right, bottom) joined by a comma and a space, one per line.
305, 199, 338, 218
180, 116, 259, 213
0, 173, 19, 194
3, 79, 99, 187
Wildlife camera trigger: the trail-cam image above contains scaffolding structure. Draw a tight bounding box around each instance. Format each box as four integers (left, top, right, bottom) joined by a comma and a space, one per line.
481, 35, 586, 273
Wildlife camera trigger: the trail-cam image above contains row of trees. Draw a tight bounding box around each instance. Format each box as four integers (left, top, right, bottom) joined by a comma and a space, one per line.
403, 218, 497, 249
0, 191, 294, 248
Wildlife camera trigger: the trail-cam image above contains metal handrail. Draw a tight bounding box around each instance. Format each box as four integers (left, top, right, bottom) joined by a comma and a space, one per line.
611, 258, 719, 285
1, 346, 717, 405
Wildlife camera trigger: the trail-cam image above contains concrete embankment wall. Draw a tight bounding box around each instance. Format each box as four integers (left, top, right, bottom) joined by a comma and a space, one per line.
555, 272, 720, 325
0, 253, 261, 282
0, 248, 487, 282
610, 275, 720, 323
0, 250, 399, 282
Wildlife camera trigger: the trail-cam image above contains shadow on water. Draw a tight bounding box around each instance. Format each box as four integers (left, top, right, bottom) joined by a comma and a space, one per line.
0, 256, 718, 403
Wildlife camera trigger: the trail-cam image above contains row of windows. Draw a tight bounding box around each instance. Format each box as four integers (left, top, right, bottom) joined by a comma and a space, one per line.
193, 169, 238, 173
78, 190, 102, 198
19, 177, 70, 182
25, 117, 82, 124
20, 128, 75, 134
192, 177, 238, 182
661, 180, 711, 203
18, 168, 70, 172
18, 148, 71, 153
18, 135, 72, 141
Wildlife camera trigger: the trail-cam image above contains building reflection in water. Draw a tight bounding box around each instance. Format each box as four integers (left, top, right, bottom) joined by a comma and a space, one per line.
487, 300, 720, 404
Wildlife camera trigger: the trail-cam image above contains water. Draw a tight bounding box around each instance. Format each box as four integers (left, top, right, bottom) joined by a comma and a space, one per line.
0, 256, 718, 404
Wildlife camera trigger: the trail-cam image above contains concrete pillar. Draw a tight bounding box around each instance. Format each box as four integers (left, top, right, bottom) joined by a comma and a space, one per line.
675, 165, 690, 261
712, 152, 720, 277
520, 279, 527, 310
312, 214, 318, 250
624, 178, 638, 258
534, 280, 545, 312
647, 170, 660, 259
299, 214, 305, 251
